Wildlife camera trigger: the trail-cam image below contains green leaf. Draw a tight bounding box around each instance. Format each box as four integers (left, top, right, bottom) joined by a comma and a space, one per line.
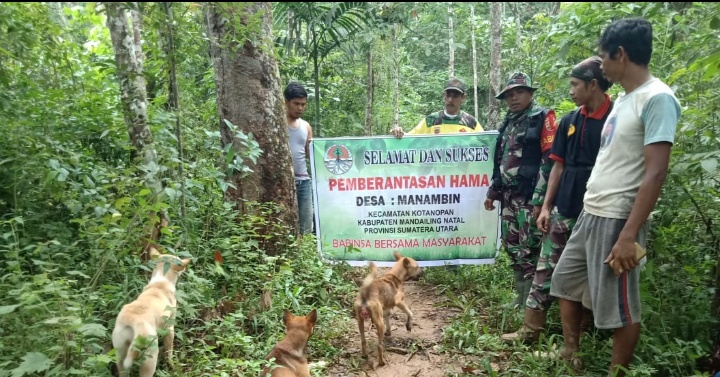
0, 305, 20, 315
700, 158, 717, 174
11, 352, 52, 377
83, 175, 95, 188
67, 270, 90, 278
710, 16, 720, 30
57, 168, 69, 182
77, 323, 107, 338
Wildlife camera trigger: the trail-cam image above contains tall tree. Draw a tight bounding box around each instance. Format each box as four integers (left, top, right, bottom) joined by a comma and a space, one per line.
470, 4, 479, 120
162, 2, 186, 218
510, 2, 522, 47
447, 2, 455, 78
393, 23, 400, 130
130, 4, 144, 63
364, 48, 373, 136
104, 2, 160, 192
488, 2, 503, 129
205, 2, 298, 247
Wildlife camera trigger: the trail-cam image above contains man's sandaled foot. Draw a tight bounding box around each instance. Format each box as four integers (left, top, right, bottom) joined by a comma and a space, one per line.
534, 345, 583, 370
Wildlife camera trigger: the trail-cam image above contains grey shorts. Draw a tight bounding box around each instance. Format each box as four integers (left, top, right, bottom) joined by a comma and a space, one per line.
549, 211, 648, 329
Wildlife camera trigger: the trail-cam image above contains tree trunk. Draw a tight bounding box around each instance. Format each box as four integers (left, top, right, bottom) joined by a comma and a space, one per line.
488, 2, 503, 130
511, 2, 522, 47
470, 4, 479, 121
205, 2, 298, 247
550, 2, 561, 16
393, 23, 400, 129
288, 10, 294, 43
313, 42, 321, 136
447, 2, 454, 78
163, 2, 186, 219
131, 4, 144, 64
364, 47, 373, 136
104, 2, 159, 191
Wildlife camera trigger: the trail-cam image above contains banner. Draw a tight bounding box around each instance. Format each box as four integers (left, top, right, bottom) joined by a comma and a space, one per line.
309, 132, 501, 267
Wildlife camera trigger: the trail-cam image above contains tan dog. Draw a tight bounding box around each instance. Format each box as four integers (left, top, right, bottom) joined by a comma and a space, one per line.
112, 248, 190, 377
354, 250, 423, 366
261, 309, 318, 377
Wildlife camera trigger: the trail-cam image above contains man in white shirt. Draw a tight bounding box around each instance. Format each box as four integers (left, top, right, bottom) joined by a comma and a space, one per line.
548, 18, 682, 377
285, 82, 314, 235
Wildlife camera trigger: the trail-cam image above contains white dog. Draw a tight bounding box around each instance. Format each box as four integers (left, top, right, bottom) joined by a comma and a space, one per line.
111, 248, 190, 376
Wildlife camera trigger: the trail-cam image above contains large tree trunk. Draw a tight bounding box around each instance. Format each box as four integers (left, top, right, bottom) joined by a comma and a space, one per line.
104, 2, 159, 191
205, 2, 298, 247
130, 4, 144, 64
470, 4, 478, 121
364, 47, 373, 136
488, 2, 503, 130
447, 2, 454, 78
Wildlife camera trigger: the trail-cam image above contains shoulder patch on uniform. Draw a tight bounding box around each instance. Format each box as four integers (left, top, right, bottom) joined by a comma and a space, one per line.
568, 124, 576, 136
545, 117, 553, 130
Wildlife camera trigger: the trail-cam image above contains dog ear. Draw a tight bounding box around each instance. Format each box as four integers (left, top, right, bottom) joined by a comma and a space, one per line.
403, 257, 410, 268
283, 309, 292, 325
393, 250, 403, 261
307, 309, 317, 326
149, 246, 162, 259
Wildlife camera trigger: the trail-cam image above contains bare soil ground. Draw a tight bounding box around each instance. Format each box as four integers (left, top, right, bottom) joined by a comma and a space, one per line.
324, 276, 474, 377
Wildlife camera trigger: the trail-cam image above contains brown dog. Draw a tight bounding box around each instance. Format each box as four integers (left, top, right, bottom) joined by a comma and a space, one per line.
262, 309, 318, 377
354, 250, 423, 366
111, 248, 190, 377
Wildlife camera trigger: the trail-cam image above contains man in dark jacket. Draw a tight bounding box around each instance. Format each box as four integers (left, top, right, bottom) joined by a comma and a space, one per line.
484, 72, 557, 309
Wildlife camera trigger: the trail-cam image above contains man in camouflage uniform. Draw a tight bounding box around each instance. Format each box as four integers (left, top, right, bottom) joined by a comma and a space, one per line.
392, 77, 483, 137
501, 57, 614, 344
484, 72, 557, 310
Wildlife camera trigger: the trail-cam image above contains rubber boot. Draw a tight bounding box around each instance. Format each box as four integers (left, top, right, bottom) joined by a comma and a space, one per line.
502, 270, 526, 309
522, 277, 534, 305
501, 307, 547, 344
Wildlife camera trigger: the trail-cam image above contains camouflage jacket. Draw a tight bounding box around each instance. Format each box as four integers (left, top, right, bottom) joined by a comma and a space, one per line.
488, 103, 557, 205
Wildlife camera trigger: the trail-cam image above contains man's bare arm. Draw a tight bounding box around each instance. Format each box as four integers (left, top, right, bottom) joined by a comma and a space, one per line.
542, 160, 565, 212
304, 123, 313, 159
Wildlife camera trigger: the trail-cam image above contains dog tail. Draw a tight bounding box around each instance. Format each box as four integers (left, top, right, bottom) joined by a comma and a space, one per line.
359, 262, 377, 301
123, 341, 139, 371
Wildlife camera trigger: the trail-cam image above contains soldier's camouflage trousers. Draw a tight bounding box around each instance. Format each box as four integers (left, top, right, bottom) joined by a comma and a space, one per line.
526, 208, 577, 310
500, 191, 543, 278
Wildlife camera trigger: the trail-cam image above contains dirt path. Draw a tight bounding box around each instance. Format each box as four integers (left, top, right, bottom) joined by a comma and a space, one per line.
325, 277, 468, 377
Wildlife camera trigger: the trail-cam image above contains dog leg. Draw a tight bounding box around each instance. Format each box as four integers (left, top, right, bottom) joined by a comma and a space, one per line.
163, 326, 175, 369
383, 309, 392, 336
357, 306, 368, 358
372, 304, 386, 366
115, 346, 128, 377
138, 343, 159, 377
396, 301, 413, 332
